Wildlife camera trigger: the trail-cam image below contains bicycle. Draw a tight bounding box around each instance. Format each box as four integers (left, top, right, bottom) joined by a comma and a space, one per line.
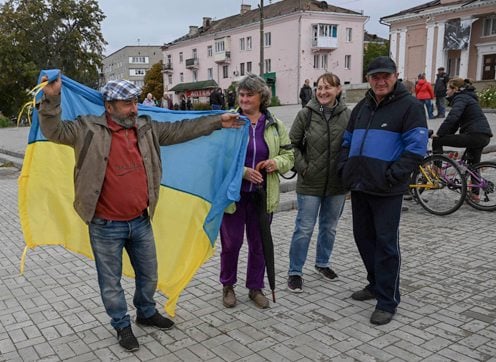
447, 151, 496, 212
409, 152, 467, 215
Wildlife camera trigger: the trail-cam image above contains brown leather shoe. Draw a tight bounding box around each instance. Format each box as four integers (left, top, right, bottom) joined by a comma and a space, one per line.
222, 286, 236, 308
248, 289, 269, 309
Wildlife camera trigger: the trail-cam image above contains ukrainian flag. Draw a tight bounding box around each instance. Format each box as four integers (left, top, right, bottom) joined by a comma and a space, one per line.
18, 70, 248, 316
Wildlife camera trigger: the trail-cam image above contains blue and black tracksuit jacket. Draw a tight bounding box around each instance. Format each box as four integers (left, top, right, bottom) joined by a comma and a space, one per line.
340, 82, 429, 196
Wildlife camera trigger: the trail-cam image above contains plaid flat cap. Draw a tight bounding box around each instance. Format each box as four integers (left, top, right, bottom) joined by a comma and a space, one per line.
101, 79, 141, 101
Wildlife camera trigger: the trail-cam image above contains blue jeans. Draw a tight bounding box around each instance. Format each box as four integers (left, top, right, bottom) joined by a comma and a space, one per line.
89, 214, 157, 329
288, 193, 346, 276
421, 99, 434, 119
435, 96, 446, 117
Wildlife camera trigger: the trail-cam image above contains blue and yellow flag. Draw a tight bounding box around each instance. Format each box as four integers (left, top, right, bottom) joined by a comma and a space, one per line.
18, 70, 248, 316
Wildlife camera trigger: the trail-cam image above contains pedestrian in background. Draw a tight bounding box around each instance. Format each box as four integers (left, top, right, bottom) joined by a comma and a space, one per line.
339, 56, 428, 325
415, 73, 435, 119
38, 75, 242, 352
299, 79, 313, 107
434, 66, 449, 118
210, 88, 224, 110
220, 74, 294, 310
142, 92, 155, 106
287, 72, 350, 293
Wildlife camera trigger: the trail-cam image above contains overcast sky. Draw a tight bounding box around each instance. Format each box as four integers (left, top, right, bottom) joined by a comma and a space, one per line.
99, 0, 429, 55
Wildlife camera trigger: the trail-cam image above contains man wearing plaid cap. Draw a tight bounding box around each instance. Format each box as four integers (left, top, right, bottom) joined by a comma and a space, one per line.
38, 76, 242, 352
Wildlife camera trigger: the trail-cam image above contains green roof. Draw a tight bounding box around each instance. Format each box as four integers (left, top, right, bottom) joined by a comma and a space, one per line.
169, 79, 218, 92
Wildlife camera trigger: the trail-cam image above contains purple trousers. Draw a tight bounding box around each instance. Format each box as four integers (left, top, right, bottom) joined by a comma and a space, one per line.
220, 192, 269, 289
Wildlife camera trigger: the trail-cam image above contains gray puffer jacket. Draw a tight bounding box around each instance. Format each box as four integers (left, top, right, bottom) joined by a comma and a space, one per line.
289, 98, 350, 196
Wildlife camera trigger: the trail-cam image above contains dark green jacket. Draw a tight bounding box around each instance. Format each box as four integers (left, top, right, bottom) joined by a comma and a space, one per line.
290, 98, 350, 196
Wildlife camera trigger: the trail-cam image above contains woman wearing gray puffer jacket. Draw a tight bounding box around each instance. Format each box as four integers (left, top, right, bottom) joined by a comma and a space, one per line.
287, 73, 350, 293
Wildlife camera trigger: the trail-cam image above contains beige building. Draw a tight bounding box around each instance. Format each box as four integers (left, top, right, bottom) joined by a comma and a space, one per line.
161, 0, 367, 105
102, 46, 162, 89
381, 0, 496, 84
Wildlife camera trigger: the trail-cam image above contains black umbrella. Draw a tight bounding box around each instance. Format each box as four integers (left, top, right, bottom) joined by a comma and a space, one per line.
253, 184, 276, 303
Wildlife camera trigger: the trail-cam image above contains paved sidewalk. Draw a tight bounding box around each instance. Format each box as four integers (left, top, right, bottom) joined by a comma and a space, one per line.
0, 106, 495, 361
1, 168, 495, 360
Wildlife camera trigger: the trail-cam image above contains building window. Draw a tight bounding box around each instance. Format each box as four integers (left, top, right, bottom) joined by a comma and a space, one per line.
483, 16, 496, 36
345, 55, 351, 69
192, 48, 197, 59
318, 24, 338, 38
247, 61, 252, 73
240, 38, 245, 51
130, 56, 147, 64
215, 40, 225, 53
193, 70, 198, 82
346, 27, 352, 42
208, 68, 213, 80
313, 54, 320, 69
167, 74, 172, 84
129, 69, 146, 76
207, 45, 213, 57
264, 32, 271, 47
180, 72, 184, 82
264, 59, 271, 72
166, 54, 172, 64
134, 80, 144, 88
240, 63, 245, 76
223, 65, 229, 78
246, 36, 252, 50
179, 52, 183, 63
321, 54, 328, 70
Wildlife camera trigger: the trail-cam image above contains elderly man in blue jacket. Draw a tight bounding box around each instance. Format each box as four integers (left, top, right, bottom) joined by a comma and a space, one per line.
339, 57, 428, 325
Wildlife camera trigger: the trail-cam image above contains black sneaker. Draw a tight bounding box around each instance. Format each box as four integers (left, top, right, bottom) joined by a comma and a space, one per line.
287, 275, 303, 293
351, 288, 376, 301
116, 326, 139, 352
136, 310, 174, 330
370, 309, 394, 325
315, 266, 338, 280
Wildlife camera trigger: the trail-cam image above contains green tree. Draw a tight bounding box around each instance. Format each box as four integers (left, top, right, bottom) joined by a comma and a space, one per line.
141, 62, 164, 102
0, 0, 106, 117
363, 42, 389, 81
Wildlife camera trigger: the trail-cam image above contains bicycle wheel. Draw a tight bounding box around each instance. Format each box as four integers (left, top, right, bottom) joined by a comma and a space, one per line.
465, 161, 496, 211
410, 154, 466, 215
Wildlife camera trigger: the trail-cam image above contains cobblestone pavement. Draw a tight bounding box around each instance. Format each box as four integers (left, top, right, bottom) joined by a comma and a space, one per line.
0, 167, 495, 361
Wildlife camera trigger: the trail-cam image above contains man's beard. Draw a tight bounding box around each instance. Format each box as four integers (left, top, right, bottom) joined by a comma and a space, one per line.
112, 115, 136, 129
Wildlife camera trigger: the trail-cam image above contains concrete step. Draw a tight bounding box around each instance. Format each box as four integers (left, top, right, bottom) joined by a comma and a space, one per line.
0, 150, 23, 170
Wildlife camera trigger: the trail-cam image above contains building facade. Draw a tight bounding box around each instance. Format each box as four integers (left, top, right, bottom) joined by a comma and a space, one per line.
381, 0, 496, 85
102, 46, 162, 89
162, 0, 367, 105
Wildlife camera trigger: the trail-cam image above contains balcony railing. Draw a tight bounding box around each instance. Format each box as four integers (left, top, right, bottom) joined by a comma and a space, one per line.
312, 37, 338, 50
162, 62, 173, 73
214, 51, 231, 64
185, 58, 199, 69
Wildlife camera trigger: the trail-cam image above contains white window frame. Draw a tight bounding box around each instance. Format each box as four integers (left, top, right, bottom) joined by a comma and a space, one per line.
192, 70, 198, 82
240, 38, 245, 51
345, 55, 351, 69
192, 48, 197, 59
246, 36, 252, 50
264, 32, 271, 47
215, 40, 225, 53
223, 65, 229, 78
167, 74, 173, 84
180, 72, 184, 82
313, 54, 320, 69
240, 63, 245, 76
264, 58, 271, 72
129, 56, 148, 64
346, 27, 352, 42
207, 45, 213, 57
483, 16, 496, 36
207, 67, 213, 80
179, 52, 183, 63
247, 61, 252, 73
321, 54, 328, 70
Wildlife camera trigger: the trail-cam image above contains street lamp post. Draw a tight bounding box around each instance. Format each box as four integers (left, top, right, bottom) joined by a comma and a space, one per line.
259, 0, 264, 76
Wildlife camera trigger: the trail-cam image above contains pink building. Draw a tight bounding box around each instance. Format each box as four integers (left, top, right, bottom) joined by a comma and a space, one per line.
381, 0, 496, 84
162, 0, 367, 106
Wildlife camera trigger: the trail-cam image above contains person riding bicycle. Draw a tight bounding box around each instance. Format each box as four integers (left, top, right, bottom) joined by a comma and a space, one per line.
432, 78, 493, 165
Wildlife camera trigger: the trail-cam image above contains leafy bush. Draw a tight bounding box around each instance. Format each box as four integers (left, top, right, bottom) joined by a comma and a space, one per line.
0, 115, 12, 128
270, 96, 281, 107
478, 86, 496, 109
192, 102, 212, 111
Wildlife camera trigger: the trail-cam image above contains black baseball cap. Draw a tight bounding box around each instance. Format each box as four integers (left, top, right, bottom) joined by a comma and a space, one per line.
367, 56, 397, 76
